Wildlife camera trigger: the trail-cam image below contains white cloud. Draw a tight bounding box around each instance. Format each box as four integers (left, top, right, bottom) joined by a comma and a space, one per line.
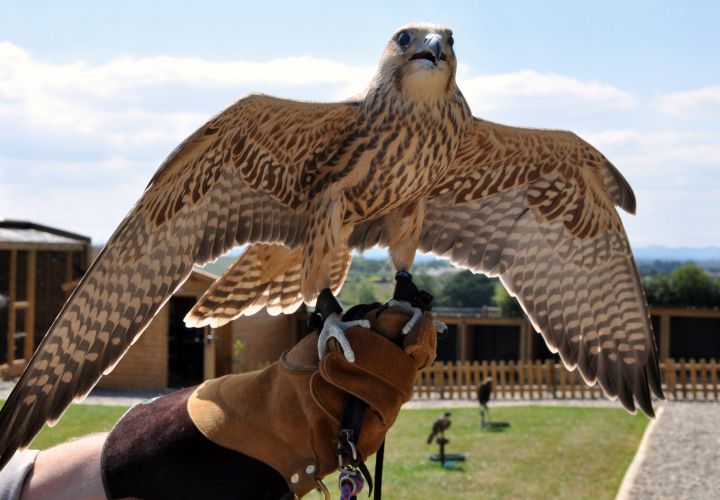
0, 42, 376, 160
0, 157, 149, 242
4, 41, 717, 248
458, 70, 636, 120
578, 129, 720, 215
582, 129, 720, 174
657, 85, 720, 119
0, 43, 637, 157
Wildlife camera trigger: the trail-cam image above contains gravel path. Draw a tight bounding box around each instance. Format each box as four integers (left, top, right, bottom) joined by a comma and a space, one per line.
619, 402, 720, 500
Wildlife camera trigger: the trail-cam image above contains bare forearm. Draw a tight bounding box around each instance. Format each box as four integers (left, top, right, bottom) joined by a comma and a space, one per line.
21, 433, 107, 500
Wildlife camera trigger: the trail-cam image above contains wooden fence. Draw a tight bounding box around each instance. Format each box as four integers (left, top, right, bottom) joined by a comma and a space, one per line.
413, 358, 720, 402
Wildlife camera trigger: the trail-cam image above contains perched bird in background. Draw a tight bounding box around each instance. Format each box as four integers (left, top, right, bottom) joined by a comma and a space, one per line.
427, 412, 452, 444
0, 22, 663, 468
477, 377, 493, 426
477, 377, 493, 414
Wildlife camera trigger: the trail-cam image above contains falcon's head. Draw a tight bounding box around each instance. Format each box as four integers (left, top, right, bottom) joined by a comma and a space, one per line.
376, 23, 457, 99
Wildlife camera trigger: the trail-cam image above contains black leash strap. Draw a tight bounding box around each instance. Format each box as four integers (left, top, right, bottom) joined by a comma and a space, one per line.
337, 394, 373, 496
373, 440, 385, 500
393, 271, 433, 311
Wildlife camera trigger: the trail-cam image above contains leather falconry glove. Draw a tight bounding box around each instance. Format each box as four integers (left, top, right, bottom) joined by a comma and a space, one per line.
187, 304, 437, 497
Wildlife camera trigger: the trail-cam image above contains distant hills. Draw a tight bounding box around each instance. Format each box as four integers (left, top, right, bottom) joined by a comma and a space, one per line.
356, 246, 720, 265
632, 246, 720, 262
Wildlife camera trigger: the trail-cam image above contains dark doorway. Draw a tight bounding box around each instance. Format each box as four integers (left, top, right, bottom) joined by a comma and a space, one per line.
168, 297, 205, 388
670, 316, 720, 360
472, 325, 521, 361
533, 331, 561, 362
436, 324, 458, 362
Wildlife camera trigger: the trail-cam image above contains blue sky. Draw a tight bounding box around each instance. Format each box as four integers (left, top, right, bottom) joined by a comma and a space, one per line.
0, 0, 718, 248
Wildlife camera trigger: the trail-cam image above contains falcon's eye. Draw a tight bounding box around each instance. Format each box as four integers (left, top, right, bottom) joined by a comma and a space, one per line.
396, 31, 412, 48
448, 36, 454, 47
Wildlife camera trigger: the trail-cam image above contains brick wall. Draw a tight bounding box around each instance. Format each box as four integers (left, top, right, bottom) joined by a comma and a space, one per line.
232, 310, 301, 367
97, 306, 169, 390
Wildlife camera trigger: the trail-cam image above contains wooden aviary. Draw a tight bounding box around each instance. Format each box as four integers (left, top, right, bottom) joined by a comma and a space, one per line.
0, 220, 90, 379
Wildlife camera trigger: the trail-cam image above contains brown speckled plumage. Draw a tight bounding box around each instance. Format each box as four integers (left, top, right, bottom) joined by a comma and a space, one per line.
0, 23, 662, 467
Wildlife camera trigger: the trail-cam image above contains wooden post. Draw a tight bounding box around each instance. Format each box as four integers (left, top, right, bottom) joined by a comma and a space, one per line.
666, 359, 676, 400
458, 321, 469, 362
558, 366, 567, 399
534, 361, 543, 398
545, 360, 554, 398
711, 360, 719, 401
472, 361, 480, 398
488, 361, 496, 397
689, 358, 697, 400
447, 362, 456, 398
434, 362, 444, 399
7, 250, 17, 364
659, 314, 670, 360
507, 360, 515, 399
679, 358, 687, 400
65, 251, 74, 287
699, 359, 708, 400
524, 321, 534, 361
526, 361, 535, 399
24, 249, 36, 361
463, 361, 472, 399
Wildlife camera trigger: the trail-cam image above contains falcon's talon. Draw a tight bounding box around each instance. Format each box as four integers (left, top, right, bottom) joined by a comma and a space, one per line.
386, 299, 422, 335
433, 320, 448, 335
317, 313, 369, 362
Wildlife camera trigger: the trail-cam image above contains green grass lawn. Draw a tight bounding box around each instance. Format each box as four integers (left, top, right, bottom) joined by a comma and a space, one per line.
1, 401, 646, 499
0, 399, 129, 450
311, 406, 648, 500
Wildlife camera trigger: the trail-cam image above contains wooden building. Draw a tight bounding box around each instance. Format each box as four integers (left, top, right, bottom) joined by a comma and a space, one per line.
0, 220, 90, 378
97, 268, 305, 391
434, 306, 720, 363
5, 220, 714, 391
0, 220, 305, 390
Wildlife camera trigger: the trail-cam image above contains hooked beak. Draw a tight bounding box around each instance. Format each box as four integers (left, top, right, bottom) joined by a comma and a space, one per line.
425, 34, 443, 63
409, 34, 447, 66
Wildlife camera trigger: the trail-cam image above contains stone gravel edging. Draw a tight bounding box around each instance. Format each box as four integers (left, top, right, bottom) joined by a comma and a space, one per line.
616, 406, 664, 500
616, 402, 720, 500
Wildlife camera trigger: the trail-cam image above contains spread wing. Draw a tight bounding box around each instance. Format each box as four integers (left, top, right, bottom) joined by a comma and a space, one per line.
185, 243, 352, 327
0, 95, 358, 466
353, 118, 663, 416
425, 119, 663, 415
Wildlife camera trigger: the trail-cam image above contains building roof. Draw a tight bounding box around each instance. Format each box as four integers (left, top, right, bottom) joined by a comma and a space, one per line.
0, 220, 90, 250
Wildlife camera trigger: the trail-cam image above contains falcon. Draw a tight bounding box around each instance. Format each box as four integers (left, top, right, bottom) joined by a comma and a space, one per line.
427, 412, 452, 444
0, 23, 663, 467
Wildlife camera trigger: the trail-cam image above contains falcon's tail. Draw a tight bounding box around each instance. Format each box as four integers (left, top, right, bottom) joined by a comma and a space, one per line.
427, 432, 435, 444
185, 244, 352, 328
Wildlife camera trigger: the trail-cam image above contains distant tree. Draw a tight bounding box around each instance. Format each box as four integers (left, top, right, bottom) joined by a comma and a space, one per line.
412, 273, 441, 300
349, 257, 388, 275
357, 282, 378, 304
436, 270, 495, 307
642, 272, 676, 305
638, 260, 685, 277
643, 263, 720, 308
493, 283, 523, 317
670, 263, 720, 307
